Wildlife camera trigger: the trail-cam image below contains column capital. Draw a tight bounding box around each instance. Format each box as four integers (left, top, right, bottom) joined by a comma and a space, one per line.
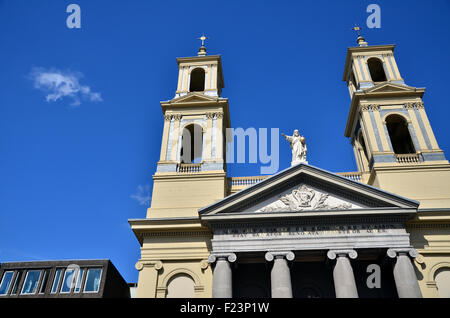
135, 260, 163, 272
265, 251, 295, 262
200, 259, 210, 270
206, 112, 215, 119
208, 253, 237, 264
387, 247, 419, 259
172, 114, 182, 121
327, 249, 358, 260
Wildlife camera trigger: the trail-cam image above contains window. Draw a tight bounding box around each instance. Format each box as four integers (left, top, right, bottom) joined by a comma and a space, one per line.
0, 271, 14, 295
10, 271, 23, 295
20, 270, 41, 295
435, 267, 450, 298
359, 132, 369, 160
166, 274, 195, 298
39, 270, 50, 294
367, 58, 387, 82
51, 269, 62, 294
180, 124, 203, 163
60, 268, 76, 293
74, 269, 85, 293
385, 115, 415, 154
189, 68, 205, 92
83, 268, 102, 293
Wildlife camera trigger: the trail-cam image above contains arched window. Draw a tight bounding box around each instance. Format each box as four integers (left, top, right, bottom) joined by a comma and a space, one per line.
166, 274, 195, 298
180, 124, 203, 163
367, 58, 387, 82
189, 68, 205, 92
359, 131, 369, 161
350, 72, 357, 91
435, 267, 450, 298
385, 115, 415, 154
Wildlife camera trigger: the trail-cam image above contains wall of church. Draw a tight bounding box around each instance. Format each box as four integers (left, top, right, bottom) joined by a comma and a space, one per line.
408, 215, 450, 298
369, 166, 450, 209
148, 173, 227, 218
135, 234, 213, 298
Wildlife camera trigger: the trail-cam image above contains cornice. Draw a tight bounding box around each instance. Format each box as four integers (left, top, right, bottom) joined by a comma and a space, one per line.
201, 208, 416, 225
343, 44, 396, 81
176, 54, 222, 64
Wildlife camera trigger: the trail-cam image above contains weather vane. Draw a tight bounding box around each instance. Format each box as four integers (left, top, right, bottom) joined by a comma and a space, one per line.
351, 24, 368, 46
351, 25, 362, 37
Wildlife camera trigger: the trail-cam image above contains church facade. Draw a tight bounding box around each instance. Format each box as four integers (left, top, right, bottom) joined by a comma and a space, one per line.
128, 35, 450, 298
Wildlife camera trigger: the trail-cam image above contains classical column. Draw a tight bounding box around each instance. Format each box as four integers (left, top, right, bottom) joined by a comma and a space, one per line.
387, 248, 422, 298
135, 260, 163, 298
204, 112, 214, 161
265, 251, 295, 298
215, 112, 224, 161
169, 114, 182, 161
327, 250, 359, 298
208, 253, 236, 298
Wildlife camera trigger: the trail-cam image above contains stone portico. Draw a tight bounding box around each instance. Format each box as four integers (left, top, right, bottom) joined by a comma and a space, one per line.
200, 164, 422, 298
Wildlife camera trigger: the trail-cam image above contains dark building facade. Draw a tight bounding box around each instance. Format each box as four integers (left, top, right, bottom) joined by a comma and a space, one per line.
0, 260, 129, 298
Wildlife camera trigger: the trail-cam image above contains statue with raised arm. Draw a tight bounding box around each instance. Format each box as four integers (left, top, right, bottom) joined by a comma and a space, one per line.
282, 130, 308, 166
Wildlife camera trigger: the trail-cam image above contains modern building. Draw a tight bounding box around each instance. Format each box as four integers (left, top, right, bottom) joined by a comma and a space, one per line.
0, 260, 130, 298
129, 34, 450, 298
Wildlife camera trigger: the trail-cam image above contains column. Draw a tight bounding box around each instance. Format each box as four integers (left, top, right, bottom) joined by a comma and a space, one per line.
169, 114, 182, 161
215, 112, 224, 161
387, 248, 422, 298
265, 251, 294, 298
135, 260, 163, 298
204, 112, 214, 161
159, 114, 172, 161
327, 250, 359, 298
208, 253, 236, 298
405, 104, 428, 151
360, 107, 379, 153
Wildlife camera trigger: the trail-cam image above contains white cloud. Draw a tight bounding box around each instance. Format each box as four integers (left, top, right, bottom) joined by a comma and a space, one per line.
29, 67, 103, 106
130, 184, 152, 207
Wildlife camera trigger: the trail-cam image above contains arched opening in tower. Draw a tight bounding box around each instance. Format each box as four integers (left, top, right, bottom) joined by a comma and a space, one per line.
367, 58, 387, 82
189, 68, 205, 92
359, 131, 369, 161
180, 124, 203, 163
385, 115, 416, 154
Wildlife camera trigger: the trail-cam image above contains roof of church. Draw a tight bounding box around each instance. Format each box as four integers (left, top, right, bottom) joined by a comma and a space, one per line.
199, 163, 419, 217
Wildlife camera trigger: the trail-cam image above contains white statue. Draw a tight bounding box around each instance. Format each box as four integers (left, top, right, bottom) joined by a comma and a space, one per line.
282, 129, 307, 166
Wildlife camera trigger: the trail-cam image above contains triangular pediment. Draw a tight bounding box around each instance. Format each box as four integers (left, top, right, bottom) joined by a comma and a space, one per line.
363, 82, 416, 94
245, 184, 364, 213
168, 92, 219, 104
199, 164, 418, 217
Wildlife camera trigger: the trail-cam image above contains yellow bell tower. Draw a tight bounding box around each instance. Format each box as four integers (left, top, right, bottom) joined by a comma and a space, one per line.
343, 33, 450, 209
151, 42, 230, 219
129, 40, 230, 298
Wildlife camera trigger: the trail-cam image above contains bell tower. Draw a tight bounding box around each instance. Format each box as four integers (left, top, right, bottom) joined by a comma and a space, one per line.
129, 40, 230, 298
150, 41, 230, 219
343, 32, 450, 208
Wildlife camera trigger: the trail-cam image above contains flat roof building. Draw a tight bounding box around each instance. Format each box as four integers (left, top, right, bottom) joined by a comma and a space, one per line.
0, 260, 129, 298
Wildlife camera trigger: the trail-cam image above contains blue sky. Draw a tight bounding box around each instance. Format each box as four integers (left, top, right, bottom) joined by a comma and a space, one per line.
1, 0, 449, 283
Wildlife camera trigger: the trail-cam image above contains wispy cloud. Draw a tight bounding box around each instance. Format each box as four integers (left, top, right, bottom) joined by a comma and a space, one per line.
29, 67, 103, 107
130, 184, 152, 207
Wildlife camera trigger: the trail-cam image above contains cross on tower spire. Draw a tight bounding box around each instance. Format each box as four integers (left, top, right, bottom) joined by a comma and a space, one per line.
197, 34, 208, 56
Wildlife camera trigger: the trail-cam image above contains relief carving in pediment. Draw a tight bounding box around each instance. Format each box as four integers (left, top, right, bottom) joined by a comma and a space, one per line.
258, 185, 354, 212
